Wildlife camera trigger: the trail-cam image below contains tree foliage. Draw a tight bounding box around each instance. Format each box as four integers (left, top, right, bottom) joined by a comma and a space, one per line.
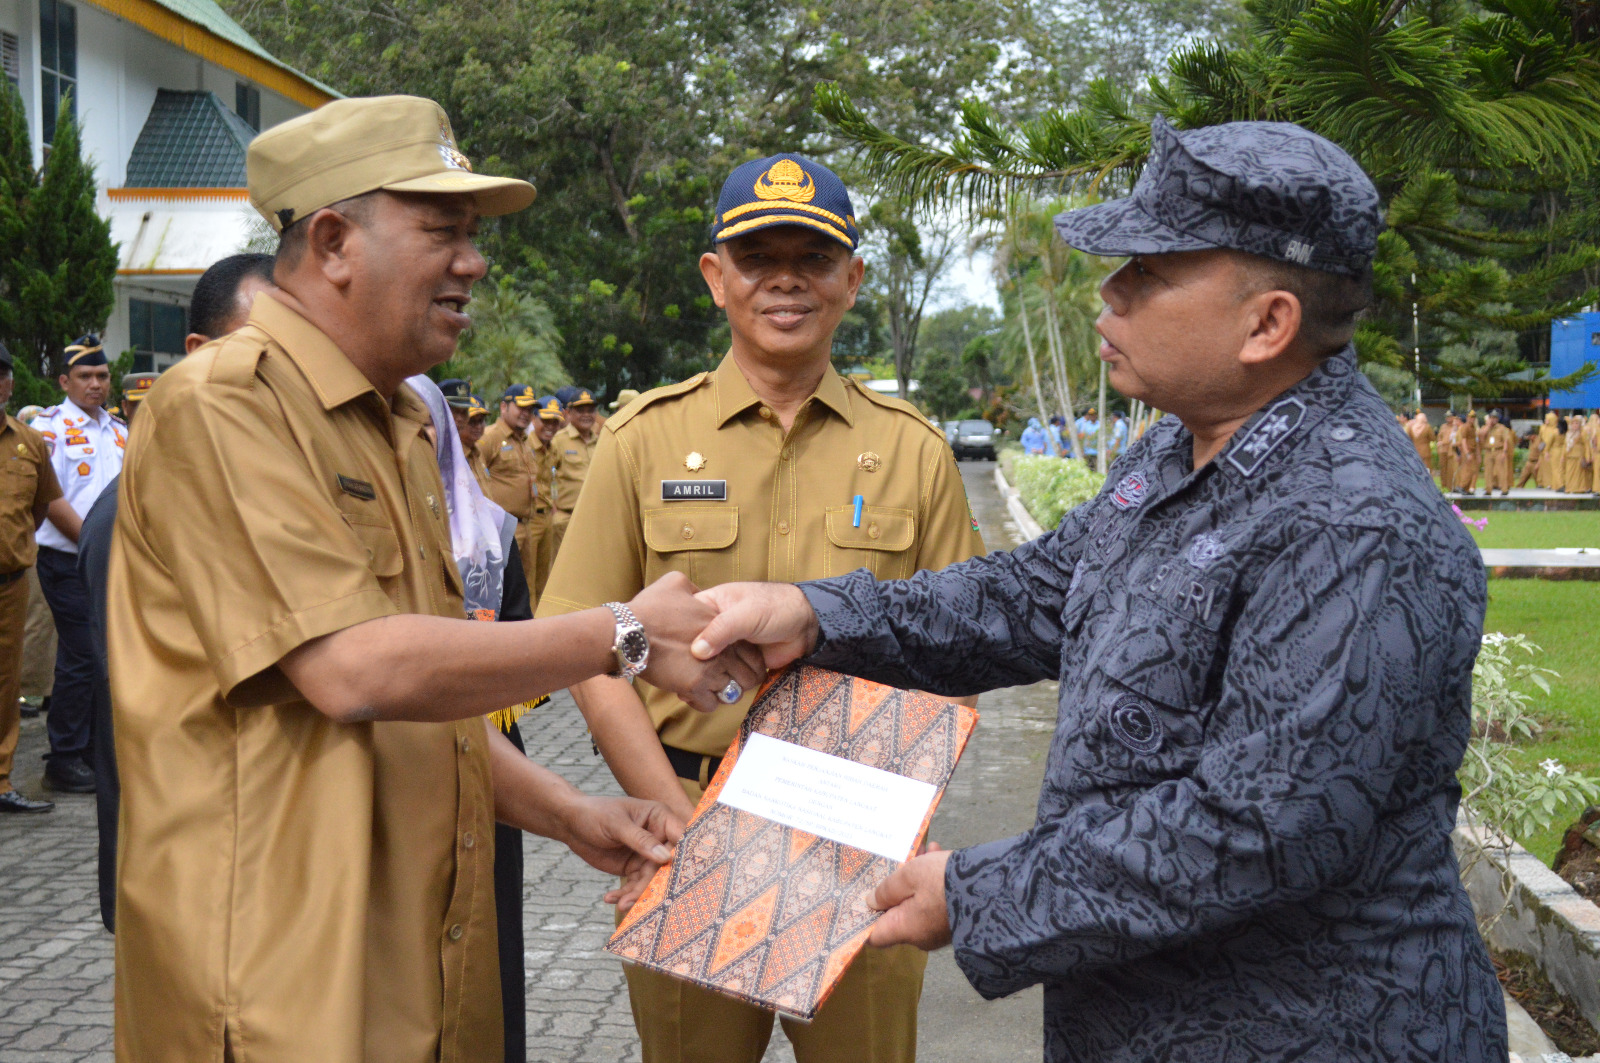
440, 271, 570, 398
816, 0, 1600, 398
222, 0, 1018, 395
0, 85, 117, 404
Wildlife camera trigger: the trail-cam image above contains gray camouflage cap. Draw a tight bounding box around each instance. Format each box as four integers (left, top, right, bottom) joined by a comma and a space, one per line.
1054, 116, 1379, 278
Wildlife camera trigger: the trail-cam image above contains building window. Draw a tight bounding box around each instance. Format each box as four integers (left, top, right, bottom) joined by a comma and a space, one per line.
128, 298, 187, 372
236, 82, 260, 131
39, 0, 76, 144
2, 31, 19, 88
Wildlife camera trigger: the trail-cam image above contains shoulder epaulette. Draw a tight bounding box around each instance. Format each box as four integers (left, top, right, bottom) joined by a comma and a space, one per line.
205, 332, 268, 390
846, 378, 945, 440
607, 372, 712, 432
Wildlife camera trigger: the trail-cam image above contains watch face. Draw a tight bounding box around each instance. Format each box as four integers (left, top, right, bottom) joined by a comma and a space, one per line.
620, 629, 649, 663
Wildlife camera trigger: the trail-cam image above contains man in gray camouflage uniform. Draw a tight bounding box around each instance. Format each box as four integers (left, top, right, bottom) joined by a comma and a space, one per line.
691, 117, 1505, 1062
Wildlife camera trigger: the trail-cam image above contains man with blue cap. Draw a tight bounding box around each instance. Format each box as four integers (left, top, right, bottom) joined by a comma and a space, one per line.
33, 333, 126, 794
690, 117, 1505, 1062
537, 153, 984, 1062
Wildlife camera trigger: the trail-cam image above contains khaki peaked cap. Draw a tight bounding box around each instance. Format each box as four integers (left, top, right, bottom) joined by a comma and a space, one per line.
247, 95, 536, 232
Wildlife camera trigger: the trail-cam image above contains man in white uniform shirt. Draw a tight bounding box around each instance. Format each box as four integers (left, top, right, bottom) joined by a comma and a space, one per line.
33, 334, 125, 793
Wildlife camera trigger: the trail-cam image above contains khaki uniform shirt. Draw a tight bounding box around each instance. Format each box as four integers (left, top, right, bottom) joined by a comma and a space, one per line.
466, 442, 492, 490
537, 354, 985, 755
477, 418, 539, 522
108, 294, 499, 1063
0, 415, 61, 572
550, 423, 598, 520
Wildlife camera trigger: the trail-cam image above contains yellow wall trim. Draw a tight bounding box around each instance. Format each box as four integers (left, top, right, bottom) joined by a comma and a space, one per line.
108, 186, 249, 201
82, 0, 334, 110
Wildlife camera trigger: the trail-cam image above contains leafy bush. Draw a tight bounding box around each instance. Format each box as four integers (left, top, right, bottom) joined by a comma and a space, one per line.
1459, 633, 1600, 929
1001, 449, 1106, 529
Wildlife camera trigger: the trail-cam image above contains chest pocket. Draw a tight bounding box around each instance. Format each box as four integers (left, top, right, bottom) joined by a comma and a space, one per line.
824, 505, 916, 580
643, 506, 738, 586
1071, 602, 1217, 788
339, 506, 404, 579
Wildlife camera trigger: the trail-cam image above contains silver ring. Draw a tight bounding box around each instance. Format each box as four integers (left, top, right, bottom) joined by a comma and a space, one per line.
718, 681, 743, 704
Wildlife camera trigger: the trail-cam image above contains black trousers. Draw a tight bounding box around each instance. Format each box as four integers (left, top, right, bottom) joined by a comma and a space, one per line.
35, 546, 103, 764
495, 721, 528, 1063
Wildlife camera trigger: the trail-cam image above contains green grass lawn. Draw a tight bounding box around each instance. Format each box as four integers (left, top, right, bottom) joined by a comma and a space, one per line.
1463, 510, 1600, 550
1483, 580, 1600, 862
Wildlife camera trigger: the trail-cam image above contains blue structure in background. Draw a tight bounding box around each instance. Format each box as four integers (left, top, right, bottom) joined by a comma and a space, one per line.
1550, 312, 1600, 410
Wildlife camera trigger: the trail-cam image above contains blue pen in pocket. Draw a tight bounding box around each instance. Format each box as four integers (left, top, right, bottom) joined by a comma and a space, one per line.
852, 494, 864, 528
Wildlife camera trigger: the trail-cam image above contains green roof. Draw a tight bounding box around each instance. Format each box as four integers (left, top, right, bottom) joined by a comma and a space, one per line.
138, 0, 340, 99
125, 90, 256, 187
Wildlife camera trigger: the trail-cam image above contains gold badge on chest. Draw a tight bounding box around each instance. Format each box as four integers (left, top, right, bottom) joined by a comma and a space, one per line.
684, 451, 707, 473
857, 451, 882, 473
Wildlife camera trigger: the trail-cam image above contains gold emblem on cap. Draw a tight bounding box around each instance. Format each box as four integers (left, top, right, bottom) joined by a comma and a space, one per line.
684, 452, 706, 472
857, 451, 881, 473
439, 144, 473, 172
753, 159, 816, 204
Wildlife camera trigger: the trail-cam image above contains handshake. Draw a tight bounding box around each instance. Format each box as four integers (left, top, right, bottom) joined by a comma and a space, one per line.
622, 573, 822, 712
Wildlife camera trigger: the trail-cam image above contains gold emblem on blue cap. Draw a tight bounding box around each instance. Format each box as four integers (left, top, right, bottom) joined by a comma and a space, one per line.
753, 159, 816, 204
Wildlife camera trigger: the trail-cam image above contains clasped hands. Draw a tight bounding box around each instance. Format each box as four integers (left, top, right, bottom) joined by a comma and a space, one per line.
620, 573, 953, 951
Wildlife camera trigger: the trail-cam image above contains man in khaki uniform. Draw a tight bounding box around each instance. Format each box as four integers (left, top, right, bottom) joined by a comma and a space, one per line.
0, 341, 62, 814
549, 386, 599, 557
439, 379, 490, 487
527, 394, 564, 597
1481, 410, 1515, 495
538, 154, 985, 1063
1562, 412, 1591, 493
1454, 410, 1480, 494
1405, 409, 1434, 475
108, 95, 760, 1063
1436, 412, 1458, 492
478, 383, 548, 587
1516, 425, 1546, 488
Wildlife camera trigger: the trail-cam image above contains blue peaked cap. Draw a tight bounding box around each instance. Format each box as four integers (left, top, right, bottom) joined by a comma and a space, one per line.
713, 154, 858, 251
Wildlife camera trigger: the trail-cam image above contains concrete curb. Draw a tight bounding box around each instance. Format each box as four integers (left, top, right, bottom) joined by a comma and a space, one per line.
1455, 817, 1600, 1037
993, 465, 1044, 543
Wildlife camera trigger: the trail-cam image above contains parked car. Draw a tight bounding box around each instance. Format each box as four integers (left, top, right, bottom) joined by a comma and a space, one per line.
950, 419, 998, 460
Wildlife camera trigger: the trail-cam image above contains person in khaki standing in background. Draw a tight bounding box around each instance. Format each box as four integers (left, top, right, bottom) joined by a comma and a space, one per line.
478, 383, 547, 586
537, 154, 985, 1063
549, 386, 600, 557
526, 394, 564, 596
1437, 411, 1458, 491
107, 95, 756, 1063
1538, 410, 1565, 489
1454, 409, 1480, 494
1480, 409, 1515, 495
1516, 422, 1547, 488
0, 341, 62, 814
1562, 411, 1591, 493
1405, 408, 1435, 477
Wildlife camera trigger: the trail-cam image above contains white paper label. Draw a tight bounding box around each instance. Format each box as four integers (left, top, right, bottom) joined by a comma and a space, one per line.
716, 733, 938, 861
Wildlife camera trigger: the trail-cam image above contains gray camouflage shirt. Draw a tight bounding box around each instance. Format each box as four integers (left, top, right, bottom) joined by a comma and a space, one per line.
800, 346, 1505, 1062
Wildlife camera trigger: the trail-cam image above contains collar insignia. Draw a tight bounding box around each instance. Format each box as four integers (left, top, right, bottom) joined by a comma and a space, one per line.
753, 159, 816, 204
1111, 471, 1149, 510
1227, 398, 1308, 477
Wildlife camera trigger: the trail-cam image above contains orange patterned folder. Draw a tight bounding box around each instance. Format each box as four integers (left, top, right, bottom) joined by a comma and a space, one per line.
606, 665, 978, 1020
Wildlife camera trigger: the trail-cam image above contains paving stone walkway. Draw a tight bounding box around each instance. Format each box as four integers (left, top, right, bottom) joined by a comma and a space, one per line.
0, 460, 1052, 1062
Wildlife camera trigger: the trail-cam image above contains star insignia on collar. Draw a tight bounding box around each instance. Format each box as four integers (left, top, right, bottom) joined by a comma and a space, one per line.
684, 451, 707, 472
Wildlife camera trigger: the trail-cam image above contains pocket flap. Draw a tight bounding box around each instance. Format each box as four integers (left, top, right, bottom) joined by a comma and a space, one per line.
343, 511, 404, 578
824, 506, 915, 552
1095, 608, 1215, 710
644, 506, 739, 553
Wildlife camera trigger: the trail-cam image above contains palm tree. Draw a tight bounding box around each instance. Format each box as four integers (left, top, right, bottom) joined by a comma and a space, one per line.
816, 0, 1600, 398
448, 274, 570, 398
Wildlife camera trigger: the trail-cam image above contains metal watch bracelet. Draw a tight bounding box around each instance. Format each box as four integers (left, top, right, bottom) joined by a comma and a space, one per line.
604, 601, 649, 680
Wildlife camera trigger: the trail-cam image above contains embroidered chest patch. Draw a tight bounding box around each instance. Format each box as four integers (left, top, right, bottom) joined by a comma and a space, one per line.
1108, 695, 1164, 754
1111, 471, 1149, 510
1186, 533, 1225, 569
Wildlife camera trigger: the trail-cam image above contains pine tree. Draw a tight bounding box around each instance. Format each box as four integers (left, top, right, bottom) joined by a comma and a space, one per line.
816, 0, 1600, 399
1, 94, 117, 386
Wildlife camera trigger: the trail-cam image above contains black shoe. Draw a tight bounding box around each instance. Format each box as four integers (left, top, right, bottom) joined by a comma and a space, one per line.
18, 698, 39, 719
0, 789, 54, 813
42, 759, 96, 794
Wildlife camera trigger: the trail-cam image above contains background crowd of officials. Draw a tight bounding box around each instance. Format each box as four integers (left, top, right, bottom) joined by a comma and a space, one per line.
1400, 406, 1600, 495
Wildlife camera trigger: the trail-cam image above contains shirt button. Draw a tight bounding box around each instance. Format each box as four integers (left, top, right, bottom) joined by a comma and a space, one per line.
420, 545, 428, 559
448, 924, 464, 941
463, 832, 475, 849
681, 524, 694, 540
867, 523, 880, 540
459, 736, 471, 755
777, 521, 789, 535
780, 449, 791, 461
758, 406, 773, 420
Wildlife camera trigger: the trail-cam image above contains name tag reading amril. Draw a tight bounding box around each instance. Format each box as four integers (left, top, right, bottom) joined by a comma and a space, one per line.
661, 480, 727, 501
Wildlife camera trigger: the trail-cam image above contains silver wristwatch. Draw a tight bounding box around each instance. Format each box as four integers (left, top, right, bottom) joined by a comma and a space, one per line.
604, 602, 650, 680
